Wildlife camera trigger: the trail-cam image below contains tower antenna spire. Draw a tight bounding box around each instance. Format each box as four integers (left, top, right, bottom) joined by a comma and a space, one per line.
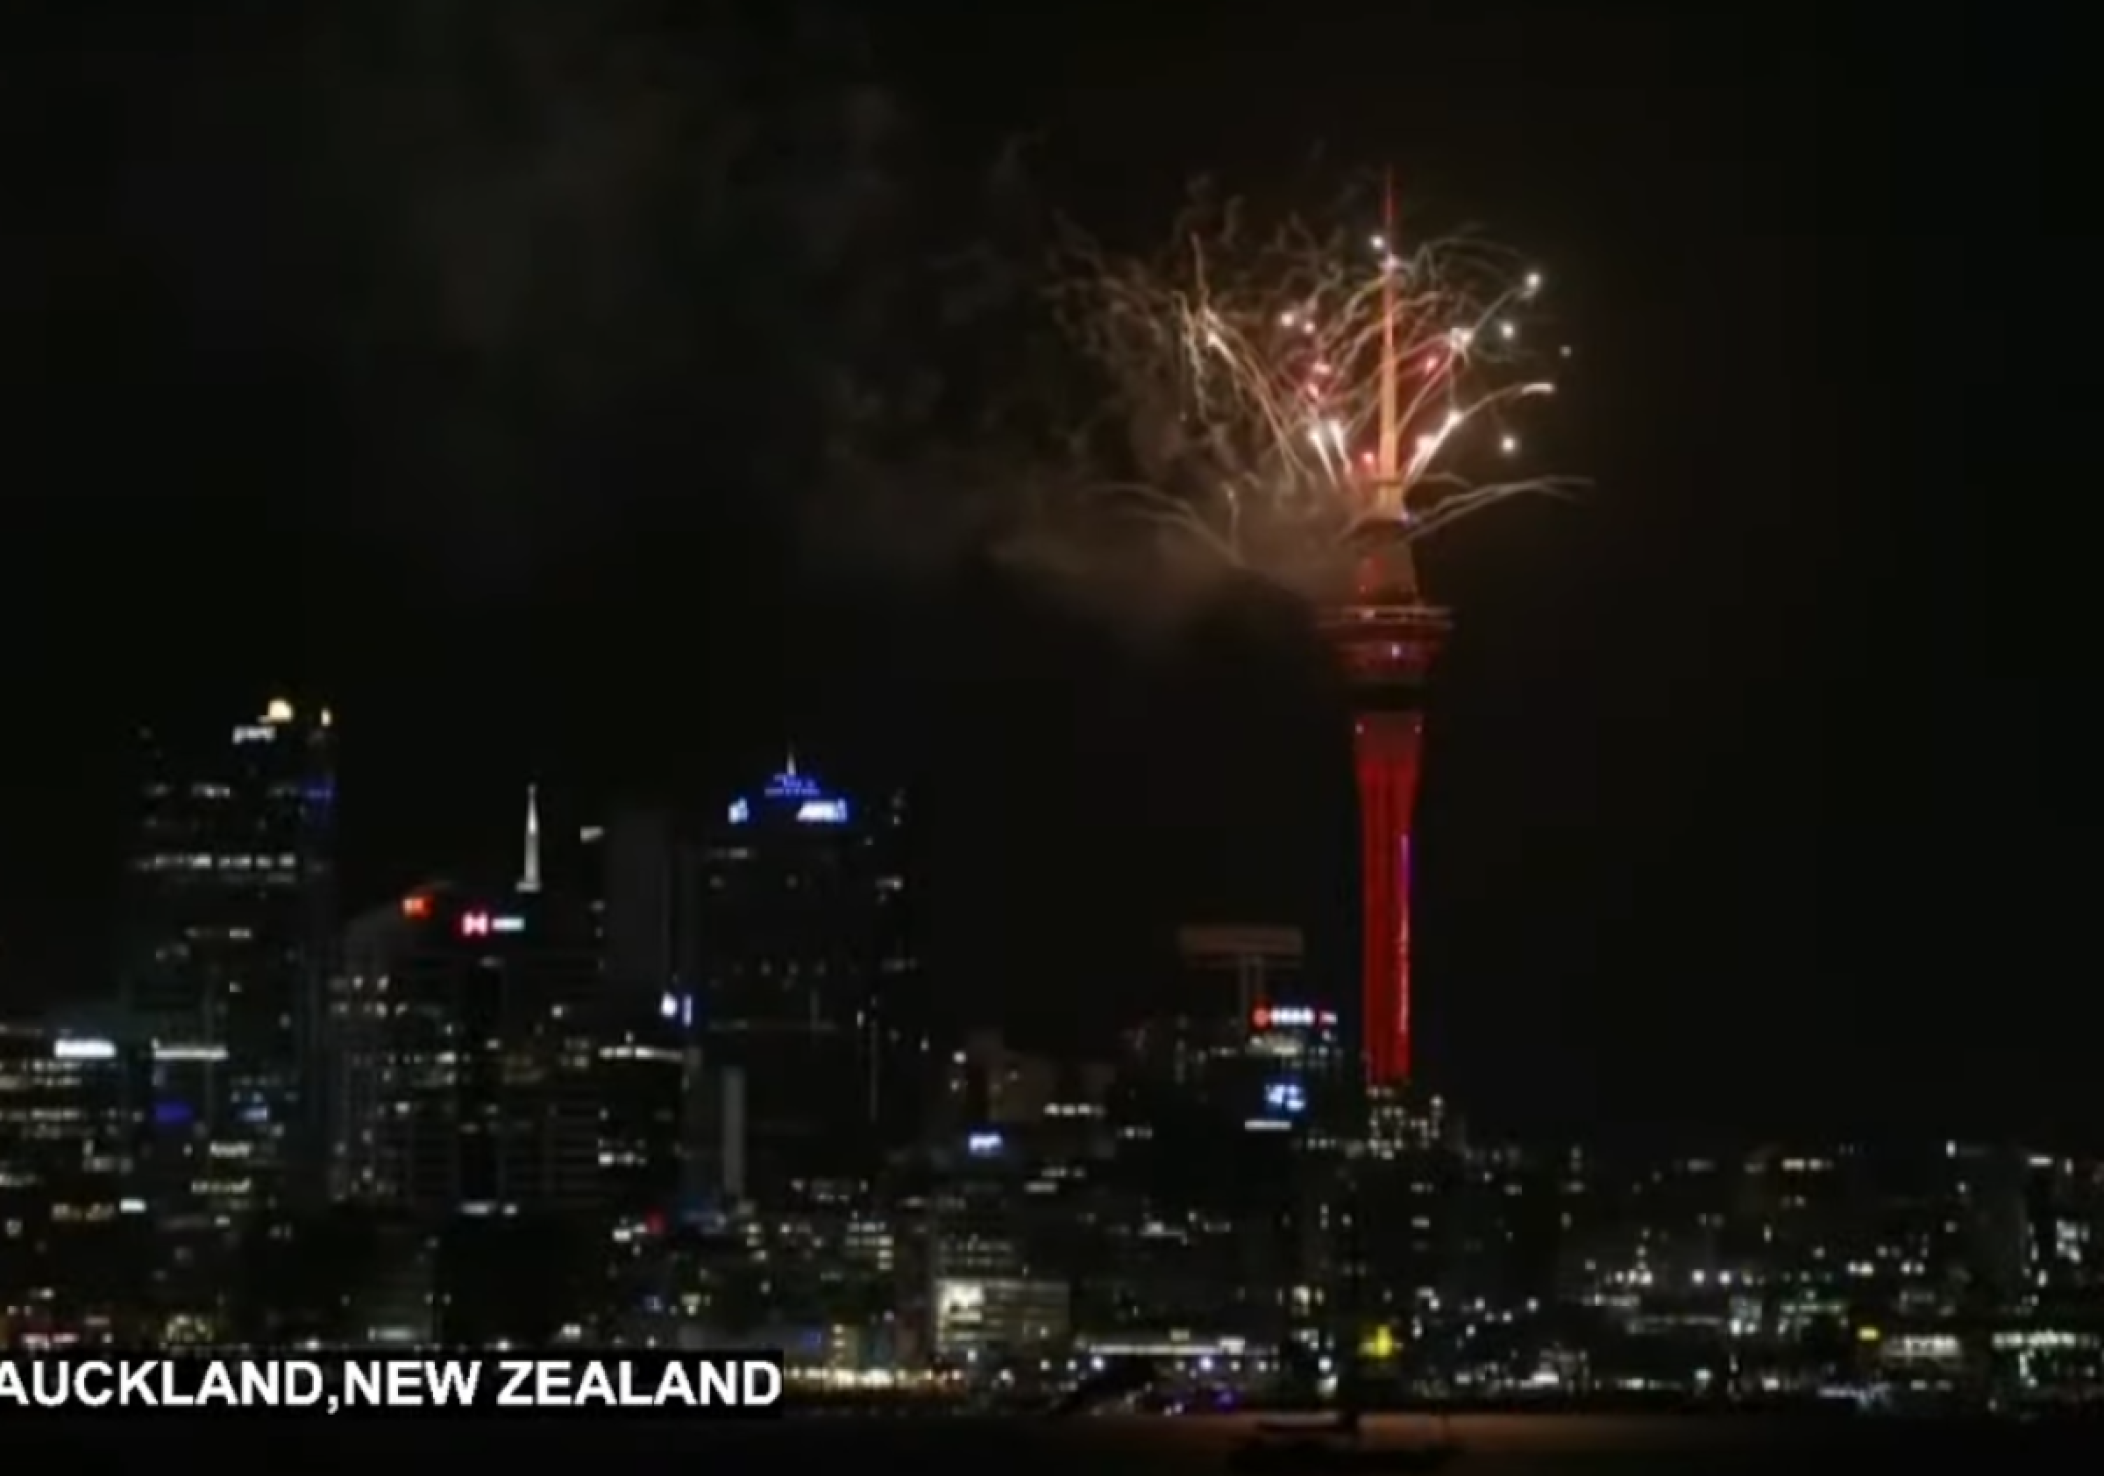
1376, 170, 1400, 498
1367, 168, 1421, 603
520, 783, 542, 893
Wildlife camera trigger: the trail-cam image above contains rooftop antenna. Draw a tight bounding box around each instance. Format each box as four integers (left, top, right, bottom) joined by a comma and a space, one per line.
520, 783, 542, 893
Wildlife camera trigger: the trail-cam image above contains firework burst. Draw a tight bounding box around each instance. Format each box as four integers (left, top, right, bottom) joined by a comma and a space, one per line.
1054, 180, 1579, 600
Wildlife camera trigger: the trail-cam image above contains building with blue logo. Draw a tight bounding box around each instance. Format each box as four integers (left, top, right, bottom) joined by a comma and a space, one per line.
696, 755, 924, 1201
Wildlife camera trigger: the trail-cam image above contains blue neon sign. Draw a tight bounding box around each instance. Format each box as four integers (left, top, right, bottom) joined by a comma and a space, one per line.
727, 761, 851, 826
1263, 1081, 1307, 1115
764, 770, 822, 800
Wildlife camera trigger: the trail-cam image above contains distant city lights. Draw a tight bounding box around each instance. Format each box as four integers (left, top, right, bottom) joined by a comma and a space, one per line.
152, 1042, 227, 1064
1251, 1005, 1335, 1030
457, 911, 526, 938
659, 992, 696, 1028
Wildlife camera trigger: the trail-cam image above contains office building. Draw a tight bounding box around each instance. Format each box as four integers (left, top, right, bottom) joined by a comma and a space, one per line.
695, 756, 924, 1198
0, 1023, 149, 1343
121, 697, 336, 1213
325, 792, 598, 1215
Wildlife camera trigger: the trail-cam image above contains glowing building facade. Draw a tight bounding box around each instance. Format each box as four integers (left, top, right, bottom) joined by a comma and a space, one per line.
121, 697, 337, 1211
0, 1024, 148, 1341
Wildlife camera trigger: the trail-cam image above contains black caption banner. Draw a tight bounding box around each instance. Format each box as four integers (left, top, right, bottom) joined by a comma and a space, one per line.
0, 1353, 787, 1416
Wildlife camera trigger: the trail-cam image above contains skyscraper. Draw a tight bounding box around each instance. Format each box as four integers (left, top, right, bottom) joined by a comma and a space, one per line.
696, 756, 923, 1198
325, 793, 598, 1214
0, 1023, 149, 1340
122, 697, 336, 1211
579, 803, 707, 1222
587, 804, 686, 1016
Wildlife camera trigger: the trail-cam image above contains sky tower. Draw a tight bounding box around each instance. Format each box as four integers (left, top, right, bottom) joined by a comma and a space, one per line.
1319, 177, 1449, 1086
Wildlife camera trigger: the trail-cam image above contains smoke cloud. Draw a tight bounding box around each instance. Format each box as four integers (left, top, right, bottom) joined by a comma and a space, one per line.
39, 1, 1042, 597
21, 0, 1255, 637
291, 1, 942, 582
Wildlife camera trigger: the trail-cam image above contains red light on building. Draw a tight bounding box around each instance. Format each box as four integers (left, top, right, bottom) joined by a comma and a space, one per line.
459, 911, 491, 938
401, 895, 430, 919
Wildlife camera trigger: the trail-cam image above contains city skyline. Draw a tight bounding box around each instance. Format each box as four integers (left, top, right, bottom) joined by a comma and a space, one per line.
0, 4, 2074, 1412
1, 0, 2058, 1158
0, 684, 2067, 1152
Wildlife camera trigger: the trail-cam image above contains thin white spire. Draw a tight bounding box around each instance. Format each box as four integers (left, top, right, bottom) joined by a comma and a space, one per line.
520, 783, 542, 893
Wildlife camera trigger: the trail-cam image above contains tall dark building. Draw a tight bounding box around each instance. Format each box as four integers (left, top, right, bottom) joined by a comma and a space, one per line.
121, 697, 336, 1213
579, 804, 707, 1222
696, 756, 924, 1200
325, 799, 598, 1216
584, 805, 693, 1015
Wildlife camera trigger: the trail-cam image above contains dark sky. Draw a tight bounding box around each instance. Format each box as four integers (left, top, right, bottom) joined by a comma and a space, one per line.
0, 2, 2068, 1143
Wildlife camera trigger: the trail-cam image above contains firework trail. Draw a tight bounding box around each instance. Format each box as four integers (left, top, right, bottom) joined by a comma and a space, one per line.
1053, 180, 1579, 599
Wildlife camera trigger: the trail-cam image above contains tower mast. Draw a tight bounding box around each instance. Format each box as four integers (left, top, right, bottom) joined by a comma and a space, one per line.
1368, 171, 1421, 603
1376, 173, 1400, 500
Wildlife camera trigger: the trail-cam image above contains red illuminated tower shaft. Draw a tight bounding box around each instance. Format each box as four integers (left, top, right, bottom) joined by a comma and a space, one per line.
1324, 607, 1446, 1083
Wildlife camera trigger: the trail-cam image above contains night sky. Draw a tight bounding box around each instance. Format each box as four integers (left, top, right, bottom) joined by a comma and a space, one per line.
0, 3, 2066, 1143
